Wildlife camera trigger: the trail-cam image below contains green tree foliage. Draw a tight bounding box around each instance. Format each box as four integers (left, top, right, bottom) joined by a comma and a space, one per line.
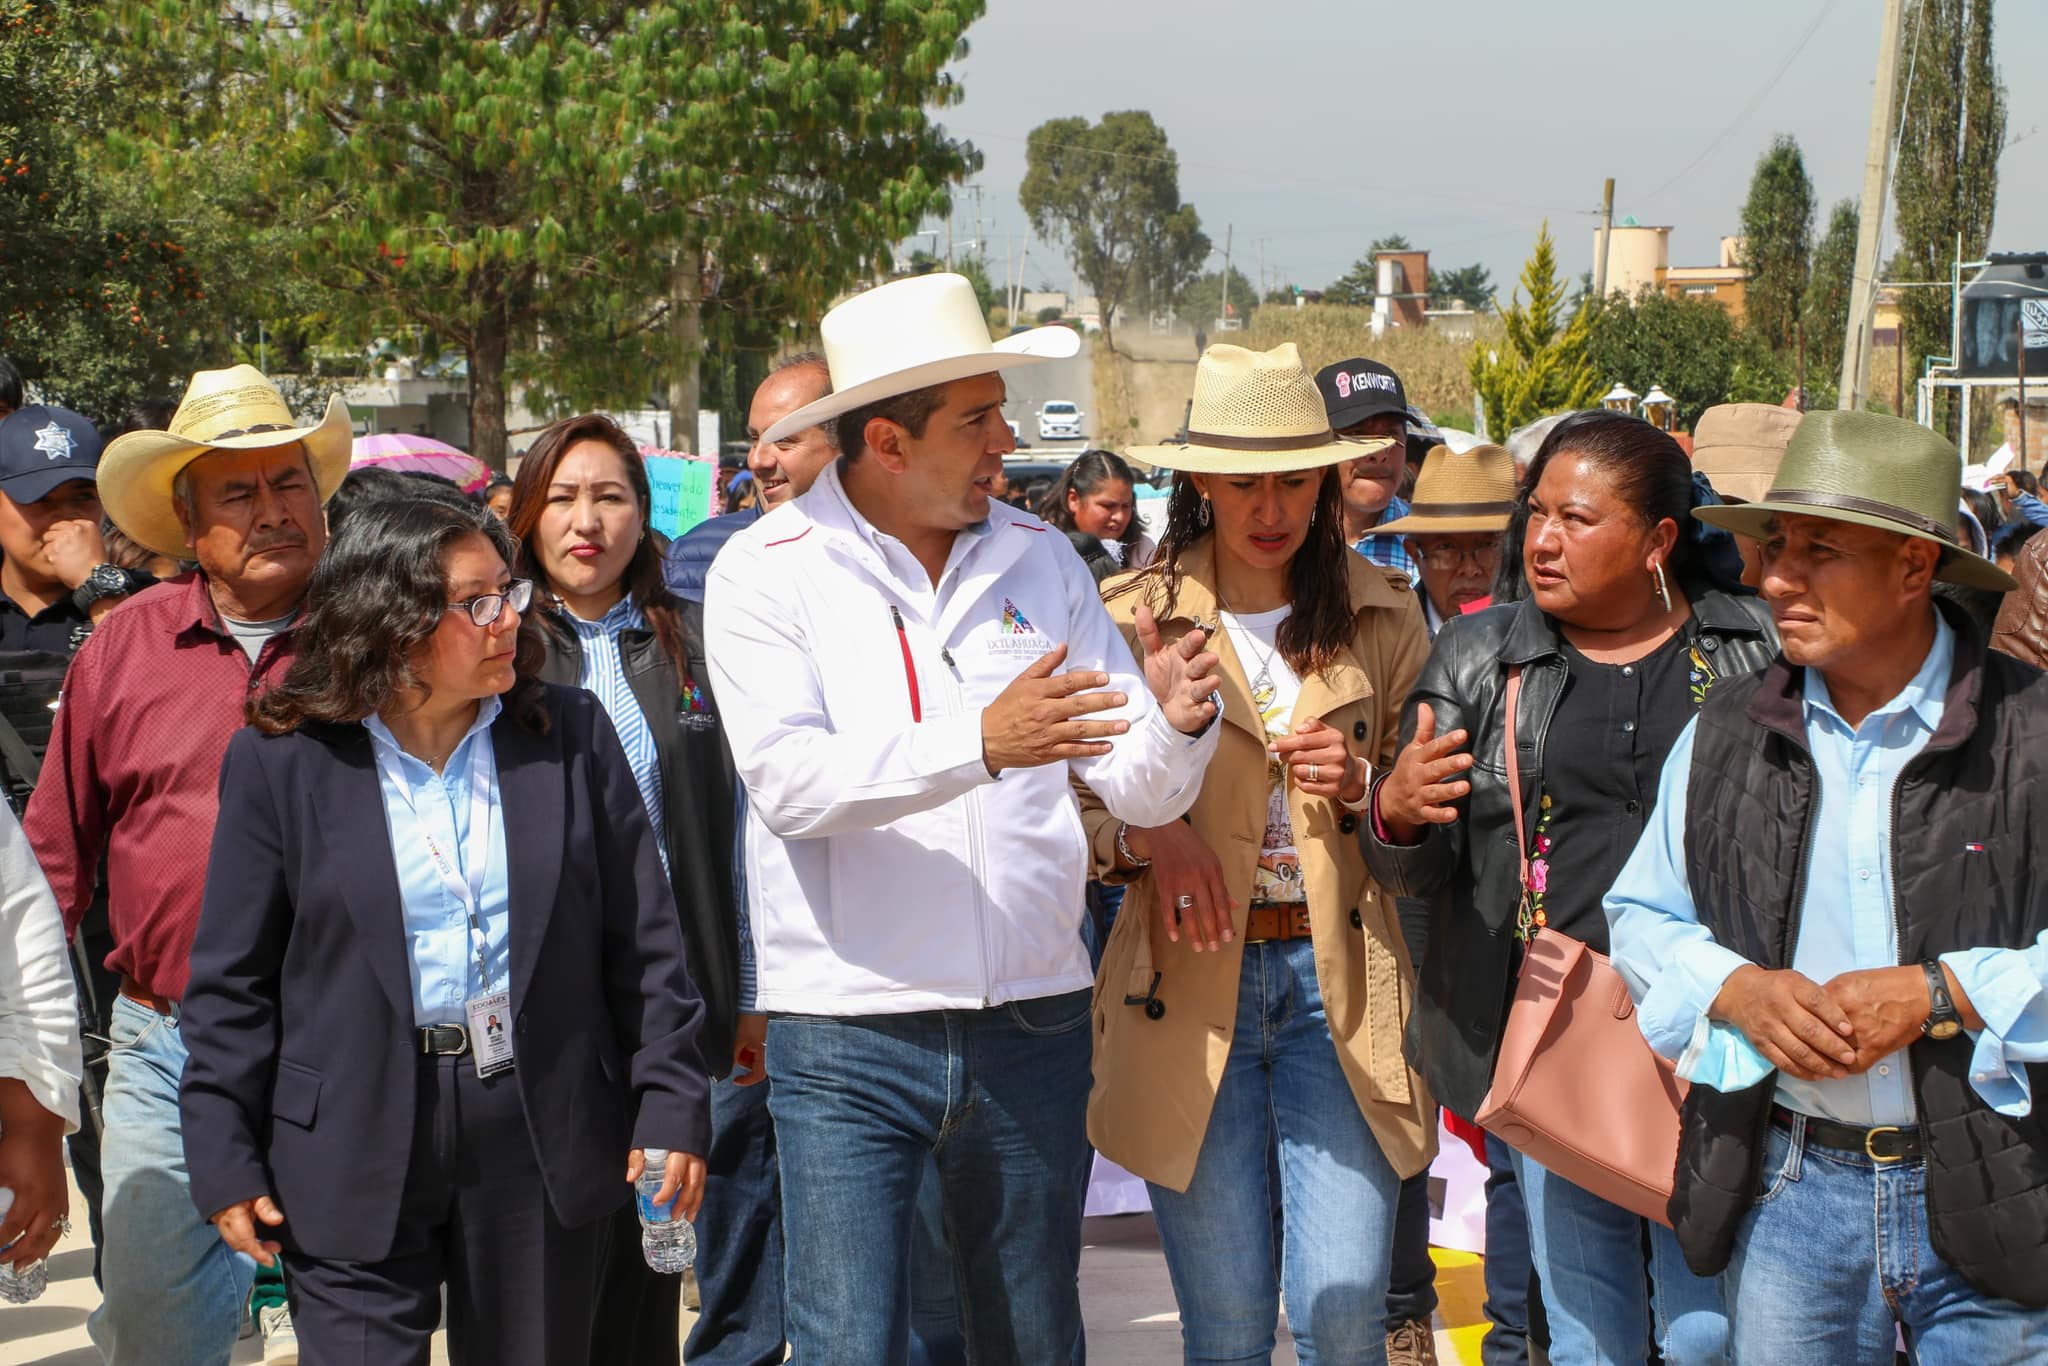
105, 0, 984, 467
0, 0, 234, 420
1177, 267, 1258, 328
1585, 292, 1794, 430
1891, 0, 2005, 390
1323, 234, 1413, 307
1468, 223, 1602, 436
1801, 200, 1860, 407
1428, 263, 1494, 311
1738, 134, 1816, 355
1019, 110, 1208, 355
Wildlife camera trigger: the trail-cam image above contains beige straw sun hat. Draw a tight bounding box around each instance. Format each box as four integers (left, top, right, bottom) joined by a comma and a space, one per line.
1128, 343, 1394, 474
99, 364, 351, 558
1374, 443, 1517, 535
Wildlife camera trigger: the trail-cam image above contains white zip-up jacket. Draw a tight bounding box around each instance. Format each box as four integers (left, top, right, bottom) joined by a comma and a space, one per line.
704, 463, 1217, 1015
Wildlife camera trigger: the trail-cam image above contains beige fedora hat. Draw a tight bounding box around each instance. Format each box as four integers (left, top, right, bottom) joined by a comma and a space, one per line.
100, 365, 351, 558
1128, 343, 1393, 475
1374, 443, 1517, 535
1695, 409, 2014, 591
759, 274, 1080, 444
1691, 402, 1802, 504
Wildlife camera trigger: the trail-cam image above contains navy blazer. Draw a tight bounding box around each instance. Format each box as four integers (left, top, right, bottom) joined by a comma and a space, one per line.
180, 683, 710, 1263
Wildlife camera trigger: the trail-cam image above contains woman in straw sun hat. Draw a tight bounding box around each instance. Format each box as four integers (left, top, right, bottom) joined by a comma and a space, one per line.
1081, 341, 1437, 1362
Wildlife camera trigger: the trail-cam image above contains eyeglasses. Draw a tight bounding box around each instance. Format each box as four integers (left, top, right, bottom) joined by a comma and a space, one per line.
1415, 542, 1501, 572
446, 578, 532, 628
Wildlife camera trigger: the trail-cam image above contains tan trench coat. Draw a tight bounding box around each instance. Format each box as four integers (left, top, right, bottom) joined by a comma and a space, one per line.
1080, 543, 1438, 1193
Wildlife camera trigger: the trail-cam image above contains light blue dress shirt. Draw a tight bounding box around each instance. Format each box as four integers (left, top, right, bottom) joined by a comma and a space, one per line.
1605, 613, 2048, 1125
365, 697, 513, 1028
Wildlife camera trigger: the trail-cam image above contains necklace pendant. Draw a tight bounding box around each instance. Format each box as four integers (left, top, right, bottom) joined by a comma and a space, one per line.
1251, 666, 1276, 712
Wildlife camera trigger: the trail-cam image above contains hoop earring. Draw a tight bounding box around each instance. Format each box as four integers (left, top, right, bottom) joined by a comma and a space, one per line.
1651, 560, 1672, 613
1198, 498, 1212, 529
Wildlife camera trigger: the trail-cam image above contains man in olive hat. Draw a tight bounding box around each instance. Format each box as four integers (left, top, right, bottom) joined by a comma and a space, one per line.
1372, 442, 1515, 638
1606, 410, 2048, 1359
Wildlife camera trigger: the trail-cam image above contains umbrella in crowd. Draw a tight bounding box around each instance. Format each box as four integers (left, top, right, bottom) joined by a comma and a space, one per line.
349, 432, 491, 493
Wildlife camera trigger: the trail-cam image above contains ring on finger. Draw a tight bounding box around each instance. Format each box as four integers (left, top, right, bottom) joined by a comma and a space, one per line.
1175, 894, 1196, 909
1307, 762, 1320, 784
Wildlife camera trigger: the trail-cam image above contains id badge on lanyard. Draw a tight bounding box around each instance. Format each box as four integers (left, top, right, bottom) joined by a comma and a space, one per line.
377, 738, 515, 1079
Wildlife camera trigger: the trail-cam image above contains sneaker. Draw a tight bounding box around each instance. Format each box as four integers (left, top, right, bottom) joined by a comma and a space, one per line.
1386, 1318, 1438, 1366
258, 1302, 300, 1365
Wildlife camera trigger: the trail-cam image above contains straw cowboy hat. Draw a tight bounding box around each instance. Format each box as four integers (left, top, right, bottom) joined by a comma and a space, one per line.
759, 273, 1080, 444
1694, 409, 2015, 591
1690, 402, 1802, 504
100, 364, 351, 558
1374, 443, 1517, 535
1129, 343, 1395, 474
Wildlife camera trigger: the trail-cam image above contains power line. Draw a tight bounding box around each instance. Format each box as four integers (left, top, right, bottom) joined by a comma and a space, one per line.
1639, 0, 1840, 205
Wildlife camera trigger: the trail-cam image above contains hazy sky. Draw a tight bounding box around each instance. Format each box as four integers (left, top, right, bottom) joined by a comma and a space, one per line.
936, 0, 2048, 298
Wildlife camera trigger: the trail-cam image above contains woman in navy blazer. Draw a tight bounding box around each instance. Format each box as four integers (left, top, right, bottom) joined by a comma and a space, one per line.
179, 489, 711, 1365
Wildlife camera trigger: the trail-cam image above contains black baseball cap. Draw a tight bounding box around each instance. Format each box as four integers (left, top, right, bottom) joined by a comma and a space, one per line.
1315, 358, 1409, 431
0, 404, 102, 503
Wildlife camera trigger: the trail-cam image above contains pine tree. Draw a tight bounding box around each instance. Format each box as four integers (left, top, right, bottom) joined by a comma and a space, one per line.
1738, 135, 1816, 356
1469, 223, 1602, 436
104, 0, 983, 467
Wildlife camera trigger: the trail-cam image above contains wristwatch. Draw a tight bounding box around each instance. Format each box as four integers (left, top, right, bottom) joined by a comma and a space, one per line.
71, 563, 137, 612
1922, 960, 1963, 1040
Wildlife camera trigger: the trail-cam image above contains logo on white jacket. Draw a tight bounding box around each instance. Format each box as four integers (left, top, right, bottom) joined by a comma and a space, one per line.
1001, 598, 1035, 634
988, 597, 1052, 656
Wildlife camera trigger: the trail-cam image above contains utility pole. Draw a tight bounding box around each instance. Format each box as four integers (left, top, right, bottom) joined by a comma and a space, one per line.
1593, 178, 1616, 304
1840, 0, 1908, 411
1258, 237, 1267, 305
969, 184, 984, 267
1220, 223, 1234, 325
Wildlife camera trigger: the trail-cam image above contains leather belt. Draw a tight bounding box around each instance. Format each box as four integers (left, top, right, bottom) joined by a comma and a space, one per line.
418, 1024, 471, 1057
119, 976, 177, 1017
1243, 904, 1312, 943
1773, 1105, 1922, 1163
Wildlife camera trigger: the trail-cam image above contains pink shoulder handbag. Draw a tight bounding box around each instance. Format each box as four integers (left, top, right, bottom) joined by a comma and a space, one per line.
1473, 666, 1689, 1226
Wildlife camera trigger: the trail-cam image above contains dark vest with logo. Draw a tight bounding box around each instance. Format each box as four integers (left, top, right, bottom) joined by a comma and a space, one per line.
1672, 610, 2048, 1308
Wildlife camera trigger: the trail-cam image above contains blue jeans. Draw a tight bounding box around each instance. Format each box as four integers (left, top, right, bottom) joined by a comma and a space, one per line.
685, 1070, 787, 1365
766, 991, 1094, 1365
91, 994, 255, 1366
1509, 1148, 1726, 1366
1729, 1115, 2048, 1364
1146, 938, 1401, 1365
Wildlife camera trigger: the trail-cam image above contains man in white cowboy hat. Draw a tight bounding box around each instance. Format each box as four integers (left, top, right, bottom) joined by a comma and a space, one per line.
1606, 410, 2048, 1360
702, 273, 1224, 1360
23, 364, 348, 1366
1373, 442, 1517, 640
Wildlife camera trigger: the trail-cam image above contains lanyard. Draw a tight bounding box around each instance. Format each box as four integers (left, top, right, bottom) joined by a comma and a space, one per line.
374, 733, 499, 995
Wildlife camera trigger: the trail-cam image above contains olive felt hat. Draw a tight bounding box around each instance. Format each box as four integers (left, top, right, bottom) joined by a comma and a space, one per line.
1692, 409, 2016, 592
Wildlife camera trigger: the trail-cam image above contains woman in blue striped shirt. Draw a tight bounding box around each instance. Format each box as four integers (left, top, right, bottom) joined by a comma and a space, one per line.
508, 413, 742, 1366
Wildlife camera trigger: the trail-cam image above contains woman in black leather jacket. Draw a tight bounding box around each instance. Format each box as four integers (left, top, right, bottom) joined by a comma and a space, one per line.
1365, 411, 1775, 1366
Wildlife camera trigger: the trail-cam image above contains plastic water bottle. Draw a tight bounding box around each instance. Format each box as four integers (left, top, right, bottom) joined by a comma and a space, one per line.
0, 1189, 49, 1304
635, 1149, 696, 1273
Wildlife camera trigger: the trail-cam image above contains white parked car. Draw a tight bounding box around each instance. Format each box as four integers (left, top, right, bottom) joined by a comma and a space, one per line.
1037, 401, 1085, 442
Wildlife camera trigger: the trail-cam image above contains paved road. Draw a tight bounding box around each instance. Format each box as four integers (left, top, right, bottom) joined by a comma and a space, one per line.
1001, 333, 1096, 451
6, 1162, 1491, 1363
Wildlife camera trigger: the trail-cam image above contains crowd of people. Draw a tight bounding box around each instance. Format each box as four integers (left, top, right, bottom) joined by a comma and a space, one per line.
0, 268, 2043, 1366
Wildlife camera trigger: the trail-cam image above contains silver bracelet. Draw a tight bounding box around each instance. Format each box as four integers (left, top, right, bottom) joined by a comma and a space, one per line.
1115, 822, 1152, 869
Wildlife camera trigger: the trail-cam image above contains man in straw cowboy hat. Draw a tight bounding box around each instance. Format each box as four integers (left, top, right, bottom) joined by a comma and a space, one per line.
1606, 410, 2048, 1360
703, 273, 1225, 1361
23, 364, 346, 1365
1372, 442, 1517, 640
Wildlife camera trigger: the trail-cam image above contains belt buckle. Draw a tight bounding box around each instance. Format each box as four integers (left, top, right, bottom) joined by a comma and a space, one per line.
422, 1025, 470, 1057
1864, 1125, 1906, 1163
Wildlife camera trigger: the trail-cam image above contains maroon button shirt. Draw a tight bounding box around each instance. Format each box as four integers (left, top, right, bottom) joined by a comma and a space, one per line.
26, 573, 299, 1001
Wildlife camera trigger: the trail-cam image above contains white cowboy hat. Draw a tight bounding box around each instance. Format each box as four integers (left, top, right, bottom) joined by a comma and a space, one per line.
100, 364, 352, 558
759, 273, 1080, 444
1128, 342, 1394, 475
